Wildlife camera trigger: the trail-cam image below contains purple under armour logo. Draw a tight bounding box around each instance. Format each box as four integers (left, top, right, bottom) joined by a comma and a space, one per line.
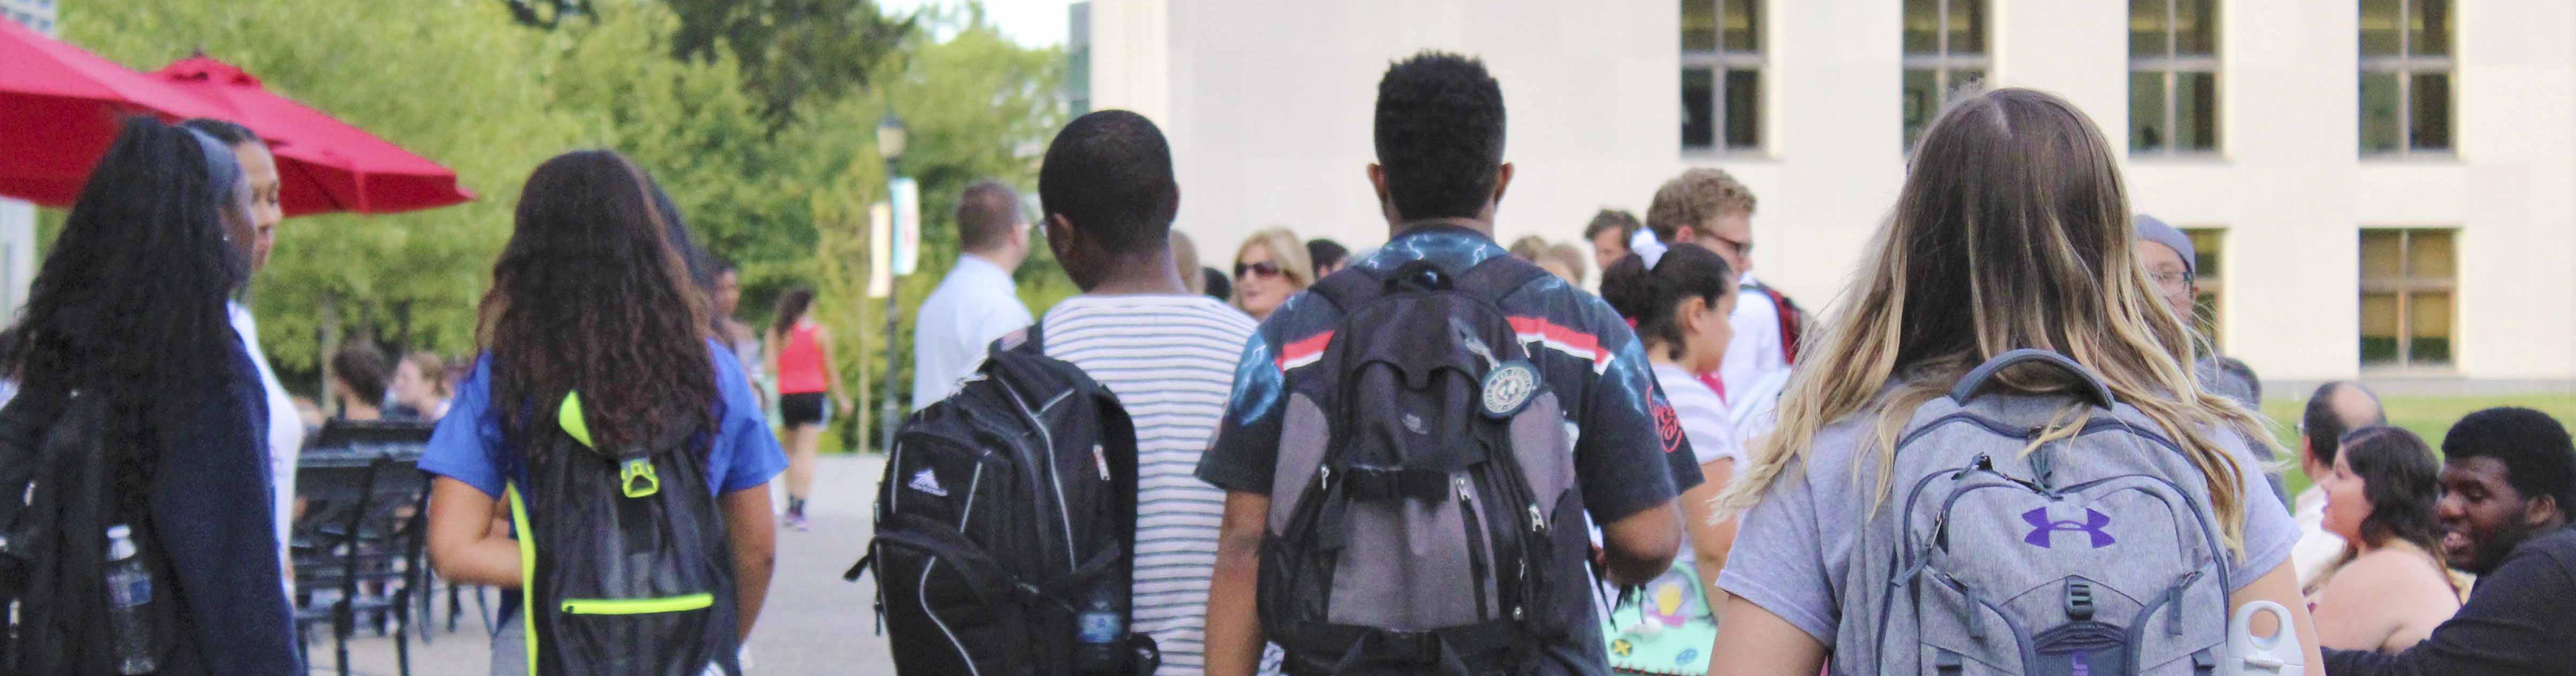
2021, 506, 2115, 549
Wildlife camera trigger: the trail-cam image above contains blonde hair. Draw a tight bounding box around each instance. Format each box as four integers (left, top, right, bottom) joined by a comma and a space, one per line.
1507, 235, 1550, 261
1171, 229, 1202, 294
1233, 227, 1315, 310
1717, 89, 2276, 554
1542, 243, 1589, 285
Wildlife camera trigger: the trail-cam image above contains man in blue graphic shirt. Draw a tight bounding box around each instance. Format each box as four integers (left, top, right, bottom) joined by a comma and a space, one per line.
1197, 51, 1698, 676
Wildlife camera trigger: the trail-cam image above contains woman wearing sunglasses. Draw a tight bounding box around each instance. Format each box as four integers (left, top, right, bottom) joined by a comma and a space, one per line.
1230, 227, 1315, 321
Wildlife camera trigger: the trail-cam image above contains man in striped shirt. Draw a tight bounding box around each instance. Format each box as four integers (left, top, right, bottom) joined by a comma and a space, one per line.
1036, 109, 1264, 675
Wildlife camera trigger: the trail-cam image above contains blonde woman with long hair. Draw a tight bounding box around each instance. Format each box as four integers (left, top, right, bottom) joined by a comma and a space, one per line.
1706, 89, 2324, 674
1229, 227, 1313, 321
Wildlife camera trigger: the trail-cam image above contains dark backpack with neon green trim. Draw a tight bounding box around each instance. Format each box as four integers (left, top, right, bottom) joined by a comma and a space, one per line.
511, 393, 738, 676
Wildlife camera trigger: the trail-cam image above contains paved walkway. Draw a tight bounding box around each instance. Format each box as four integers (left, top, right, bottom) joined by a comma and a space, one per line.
319, 454, 896, 675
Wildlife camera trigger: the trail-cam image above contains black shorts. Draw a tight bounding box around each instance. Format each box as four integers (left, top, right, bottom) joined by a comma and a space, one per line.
779, 392, 830, 427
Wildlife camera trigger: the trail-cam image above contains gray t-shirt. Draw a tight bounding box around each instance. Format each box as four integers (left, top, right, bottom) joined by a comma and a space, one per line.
1715, 407, 2302, 646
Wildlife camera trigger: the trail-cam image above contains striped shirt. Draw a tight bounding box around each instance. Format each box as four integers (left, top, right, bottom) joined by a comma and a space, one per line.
1042, 294, 1260, 676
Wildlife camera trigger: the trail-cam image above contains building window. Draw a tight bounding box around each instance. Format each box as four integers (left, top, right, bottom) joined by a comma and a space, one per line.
1682, 0, 1763, 153
2360, 0, 2452, 155
2129, 0, 2219, 155
1902, 0, 1989, 148
2185, 228, 2226, 349
2359, 228, 2456, 368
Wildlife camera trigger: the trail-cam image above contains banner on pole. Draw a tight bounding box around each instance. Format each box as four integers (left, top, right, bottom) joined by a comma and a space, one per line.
867, 201, 894, 299
890, 176, 922, 276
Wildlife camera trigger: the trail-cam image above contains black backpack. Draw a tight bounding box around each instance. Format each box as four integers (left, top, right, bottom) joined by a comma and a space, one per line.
1261, 256, 1592, 675
0, 389, 189, 674
509, 392, 739, 676
850, 323, 1157, 675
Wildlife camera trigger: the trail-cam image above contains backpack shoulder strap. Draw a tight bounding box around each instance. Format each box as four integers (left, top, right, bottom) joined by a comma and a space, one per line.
988, 316, 1046, 358
1760, 286, 1804, 364
1455, 253, 1551, 304
1308, 265, 1385, 313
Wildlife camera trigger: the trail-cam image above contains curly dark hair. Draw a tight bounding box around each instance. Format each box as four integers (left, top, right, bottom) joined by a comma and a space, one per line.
1374, 51, 1506, 221
1599, 243, 1735, 362
1039, 110, 1178, 253
2336, 426, 2449, 569
478, 150, 716, 456
1, 117, 250, 517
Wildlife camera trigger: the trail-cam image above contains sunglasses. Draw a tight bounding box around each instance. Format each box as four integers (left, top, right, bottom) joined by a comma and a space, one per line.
1235, 261, 1283, 279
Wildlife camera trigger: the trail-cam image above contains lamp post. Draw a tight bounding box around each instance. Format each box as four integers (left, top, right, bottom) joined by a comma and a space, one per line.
875, 111, 907, 455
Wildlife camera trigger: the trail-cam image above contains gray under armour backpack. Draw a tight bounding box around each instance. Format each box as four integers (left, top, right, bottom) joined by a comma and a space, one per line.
1836, 349, 2238, 676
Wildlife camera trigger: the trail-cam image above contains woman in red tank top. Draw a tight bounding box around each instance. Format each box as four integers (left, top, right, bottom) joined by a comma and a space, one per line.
765, 287, 846, 529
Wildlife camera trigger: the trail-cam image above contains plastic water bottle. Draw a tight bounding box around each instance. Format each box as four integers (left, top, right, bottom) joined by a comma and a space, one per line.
105, 525, 156, 675
2225, 601, 2305, 676
1074, 586, 1123, 673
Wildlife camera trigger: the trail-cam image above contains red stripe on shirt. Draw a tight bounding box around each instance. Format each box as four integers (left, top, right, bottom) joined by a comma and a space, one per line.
1274, 331, 1335, 371
1506, 317, 1609, 363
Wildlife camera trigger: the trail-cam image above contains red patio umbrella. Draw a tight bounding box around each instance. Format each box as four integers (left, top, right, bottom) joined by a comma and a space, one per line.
0, 17, 233, 205
154, 56, 473, 216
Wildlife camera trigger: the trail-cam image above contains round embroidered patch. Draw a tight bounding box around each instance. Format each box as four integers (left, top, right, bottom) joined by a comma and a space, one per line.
1481, 360, 1540, 418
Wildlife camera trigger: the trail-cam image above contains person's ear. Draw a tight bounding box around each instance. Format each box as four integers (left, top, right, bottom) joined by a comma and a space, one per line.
1368, 163, 1394, 220
2526, 495, 2563, 527
1045, 213, 1078, 263
1490, 162, 1514, 205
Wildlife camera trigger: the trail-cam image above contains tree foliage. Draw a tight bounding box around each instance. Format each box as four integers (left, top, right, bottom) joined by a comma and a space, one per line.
62, 0, 1071, 445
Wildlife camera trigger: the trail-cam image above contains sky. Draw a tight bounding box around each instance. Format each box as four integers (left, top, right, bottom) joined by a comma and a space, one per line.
879, 0, 1078, 48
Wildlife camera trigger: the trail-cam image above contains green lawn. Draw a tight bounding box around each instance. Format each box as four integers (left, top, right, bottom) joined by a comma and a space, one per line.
2258, 393, 2576, 496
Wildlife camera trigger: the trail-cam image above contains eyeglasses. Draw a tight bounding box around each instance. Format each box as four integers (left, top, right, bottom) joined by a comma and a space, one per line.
2149, 271, 2196, 295
1236, 261, 1283, 279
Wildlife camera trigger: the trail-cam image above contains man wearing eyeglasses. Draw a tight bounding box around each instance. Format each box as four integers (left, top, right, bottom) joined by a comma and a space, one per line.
2137, 214, 2286, 502
1644, 168, 1803, 445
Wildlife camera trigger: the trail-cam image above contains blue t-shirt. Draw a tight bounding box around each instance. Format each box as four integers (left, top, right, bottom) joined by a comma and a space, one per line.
419, 340, 787, 498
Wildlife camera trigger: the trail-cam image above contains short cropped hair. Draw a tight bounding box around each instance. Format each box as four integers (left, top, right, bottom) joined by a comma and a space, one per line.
2443, 407, 2576, 520
1374, 51, 1506, 221
1507, 235, 1550, 262
1039, 110, 1179, 253
955, 180, 1022, 252
1645, 167, 1758, 242
1583, 209, 1642, 243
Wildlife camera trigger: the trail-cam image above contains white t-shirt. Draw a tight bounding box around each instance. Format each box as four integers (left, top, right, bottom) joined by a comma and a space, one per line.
229, 303, 305, 593
909, 255, 1033, 411
1722, 275, 1791, 443
1653, 362, 1743, 467
1040, 294, 1267, 676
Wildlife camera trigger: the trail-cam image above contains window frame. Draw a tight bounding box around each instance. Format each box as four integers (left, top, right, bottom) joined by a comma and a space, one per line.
1682, 0, 1767, 156
2129, 0, 2223, 157
2358, 227, 2459, 372
2359, 0, 2457, 158
1901, 0, 1992, 149
2183, 227, 2227, 350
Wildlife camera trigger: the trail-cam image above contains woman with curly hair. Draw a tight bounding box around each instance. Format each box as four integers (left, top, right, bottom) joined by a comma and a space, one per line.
0, 117, 296, 673
2307, 426, 2463, 652
420, 150, 784, 675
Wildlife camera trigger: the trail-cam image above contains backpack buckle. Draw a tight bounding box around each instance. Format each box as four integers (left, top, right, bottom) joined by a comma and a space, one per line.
619, 458, 660, 498
2065, 580, 2095, 621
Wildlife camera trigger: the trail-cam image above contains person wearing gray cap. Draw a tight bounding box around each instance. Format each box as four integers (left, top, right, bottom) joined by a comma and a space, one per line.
2138, 213, 2286, 502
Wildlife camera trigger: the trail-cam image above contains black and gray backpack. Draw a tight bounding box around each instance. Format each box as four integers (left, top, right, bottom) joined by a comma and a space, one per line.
851, 323, 1157, 675
1836, 349, 2240, 676
1260, 256, 1592, 675
510, 393, 738, 676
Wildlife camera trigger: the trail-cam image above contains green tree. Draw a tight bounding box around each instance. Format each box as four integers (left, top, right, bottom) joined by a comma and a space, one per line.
69, 0, 581, 392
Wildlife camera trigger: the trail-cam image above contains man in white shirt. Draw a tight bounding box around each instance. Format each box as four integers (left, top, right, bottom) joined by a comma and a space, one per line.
2293, 380, 2389, 585
909, 180, 1034, 411
1643, 167, 1800, 443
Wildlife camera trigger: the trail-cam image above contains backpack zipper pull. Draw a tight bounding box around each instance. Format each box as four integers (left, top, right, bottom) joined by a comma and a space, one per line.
1455, 476, 1473, 503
